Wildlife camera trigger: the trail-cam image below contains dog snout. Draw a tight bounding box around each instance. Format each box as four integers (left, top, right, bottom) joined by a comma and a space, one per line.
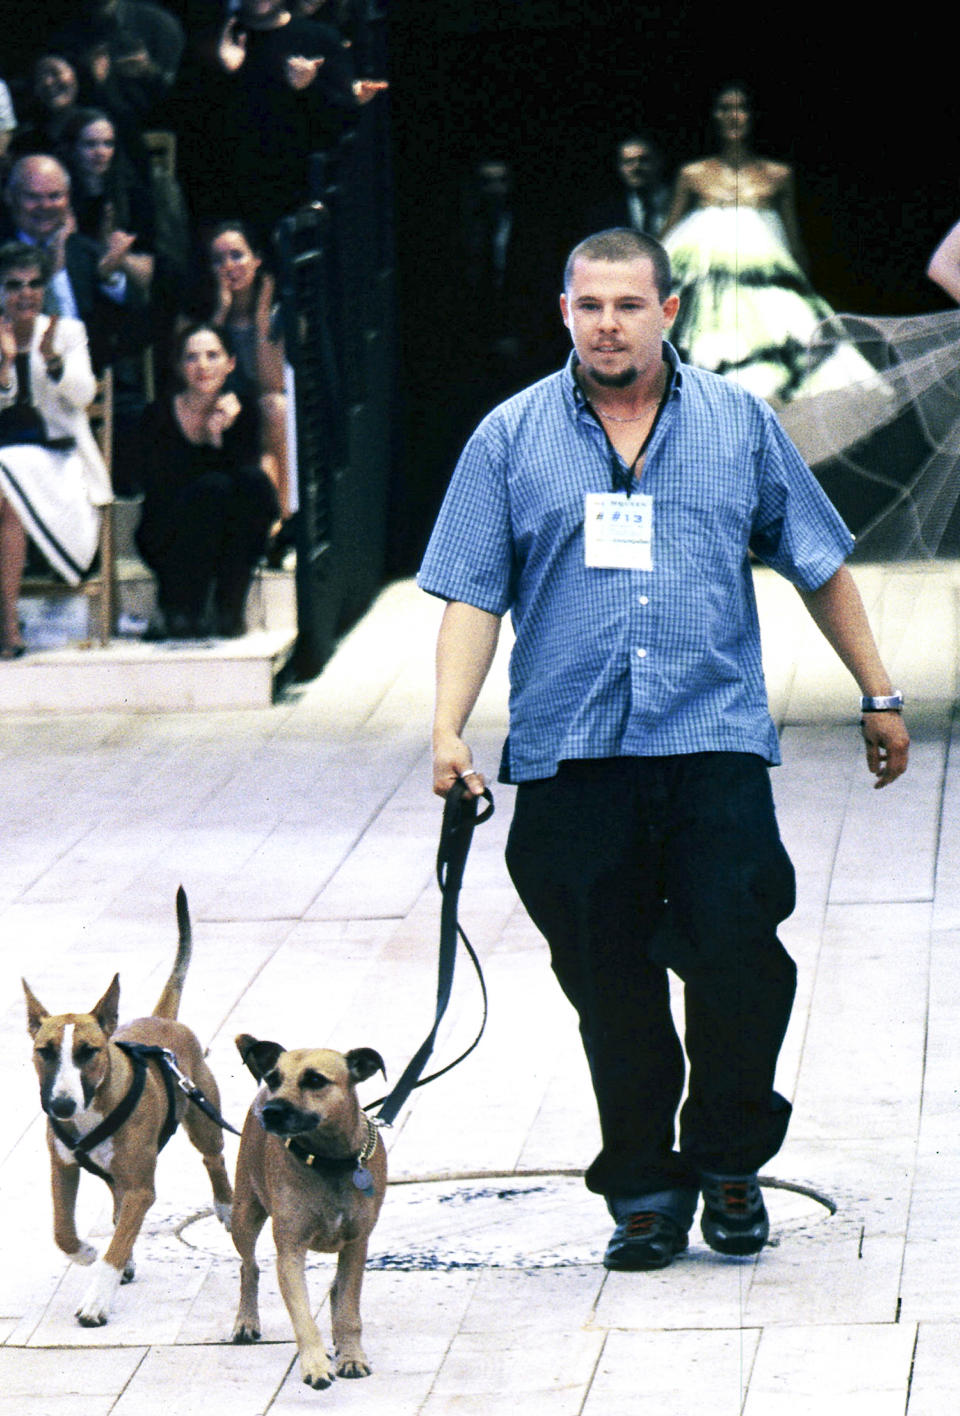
48, 1095, 78, 1119
258, 1098, 314, 1135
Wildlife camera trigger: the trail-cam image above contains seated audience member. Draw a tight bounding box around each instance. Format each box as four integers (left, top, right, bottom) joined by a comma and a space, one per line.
585, 133, 671, 238
2, 154, 148, 370
185, 220, 290, 524
0, 242, 112, 657
51, 0, 185, 117
212, 0, 387, 226
8, 55, 83, 161
132, 322, 279, 639
60, 107, 155, 296
10, 51, 150, 177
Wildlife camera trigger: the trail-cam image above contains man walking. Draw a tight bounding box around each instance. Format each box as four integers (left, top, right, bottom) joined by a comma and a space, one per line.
418, 228, 908, 1271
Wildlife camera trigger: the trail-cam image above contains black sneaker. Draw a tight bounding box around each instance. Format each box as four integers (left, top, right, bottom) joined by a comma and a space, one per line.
699, 1173, 769, 1256
603, 1211, 689, 1271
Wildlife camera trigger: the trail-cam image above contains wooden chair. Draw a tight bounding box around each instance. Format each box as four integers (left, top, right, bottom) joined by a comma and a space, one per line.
17, 370, 116, 646
87, 371, 115, 645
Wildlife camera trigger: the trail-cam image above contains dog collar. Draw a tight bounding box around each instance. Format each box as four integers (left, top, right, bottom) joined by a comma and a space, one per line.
283, 1114, 379, 1194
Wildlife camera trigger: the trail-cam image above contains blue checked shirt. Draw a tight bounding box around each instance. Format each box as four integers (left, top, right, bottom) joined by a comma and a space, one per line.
418, 344, 854, 782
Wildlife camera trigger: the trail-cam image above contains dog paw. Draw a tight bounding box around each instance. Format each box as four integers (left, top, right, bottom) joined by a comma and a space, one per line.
232, 1320, 261, 1344
76, 1307, 109, 1328
76, 1260, 120, 1327
336, 1358, 371, 1380
300, 1349, 335, 1390
121, 1258, 136, 1284
214, 1201, 233, 1232
68, 1242, 98, 1268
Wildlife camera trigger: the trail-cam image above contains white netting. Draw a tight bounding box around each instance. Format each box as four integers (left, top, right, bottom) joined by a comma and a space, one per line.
777, 309, 960, 558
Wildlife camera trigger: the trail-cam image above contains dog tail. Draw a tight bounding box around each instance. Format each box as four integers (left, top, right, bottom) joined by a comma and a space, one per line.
153, 886, 192, 1020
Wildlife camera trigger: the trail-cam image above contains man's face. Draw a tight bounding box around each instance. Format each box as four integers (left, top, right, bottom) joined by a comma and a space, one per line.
33, 57, 79, 112
560, 256, 678, 389
9, 162, 71, 242
617, 142, 659, 192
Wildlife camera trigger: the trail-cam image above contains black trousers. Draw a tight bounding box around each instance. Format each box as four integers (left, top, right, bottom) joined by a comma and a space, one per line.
505, 753, 797, 1198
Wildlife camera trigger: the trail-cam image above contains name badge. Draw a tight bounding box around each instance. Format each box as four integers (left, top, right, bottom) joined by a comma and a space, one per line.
584, 492, 653, 570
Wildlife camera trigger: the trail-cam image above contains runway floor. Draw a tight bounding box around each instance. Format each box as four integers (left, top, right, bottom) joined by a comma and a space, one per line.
0, 560, 956, 1414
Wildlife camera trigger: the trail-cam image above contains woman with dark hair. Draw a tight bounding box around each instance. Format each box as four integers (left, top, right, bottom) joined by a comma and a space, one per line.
661, 85, 861, 403
8, 54, 83, 160
0, 241, 111, 656
193, 221, 291, 527
10, 49, 152, 177
133, 321, 279, 639
59, 107, 155, 296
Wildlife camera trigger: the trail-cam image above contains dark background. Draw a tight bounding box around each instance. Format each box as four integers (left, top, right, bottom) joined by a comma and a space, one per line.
4, 1, 956, 565
386, 1, 959, 566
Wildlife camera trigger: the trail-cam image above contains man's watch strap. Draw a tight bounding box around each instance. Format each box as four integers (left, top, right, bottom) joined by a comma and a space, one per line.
860, 690, 904, 713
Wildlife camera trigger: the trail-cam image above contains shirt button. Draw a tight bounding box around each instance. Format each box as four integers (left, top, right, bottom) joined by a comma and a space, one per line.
636, 648, 647, 658
638, 595, 649, 605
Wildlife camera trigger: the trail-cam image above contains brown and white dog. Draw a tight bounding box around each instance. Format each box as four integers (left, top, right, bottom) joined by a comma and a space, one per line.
231, 1034, 387, 1390
22, 888, 233, 1327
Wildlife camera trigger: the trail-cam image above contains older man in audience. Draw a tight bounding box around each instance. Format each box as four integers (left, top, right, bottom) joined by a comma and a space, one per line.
3, 154, 146, 369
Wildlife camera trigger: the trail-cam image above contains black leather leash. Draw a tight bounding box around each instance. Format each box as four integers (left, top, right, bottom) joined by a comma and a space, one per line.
367, 780, 494, 1126
152, 1043, 242, 1137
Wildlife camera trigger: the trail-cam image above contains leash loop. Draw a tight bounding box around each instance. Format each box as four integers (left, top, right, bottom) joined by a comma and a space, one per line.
368, 781, 493, 1125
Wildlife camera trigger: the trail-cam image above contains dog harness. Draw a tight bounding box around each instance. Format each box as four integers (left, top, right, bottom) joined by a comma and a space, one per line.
45, 1042, 238, 1185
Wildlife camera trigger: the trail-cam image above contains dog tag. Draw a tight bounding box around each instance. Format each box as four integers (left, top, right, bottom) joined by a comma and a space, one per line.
352, 1165, 374, 1195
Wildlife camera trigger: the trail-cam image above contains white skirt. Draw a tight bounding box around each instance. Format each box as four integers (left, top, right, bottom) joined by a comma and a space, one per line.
0, 444, 101, 586
664, 206, 876, 404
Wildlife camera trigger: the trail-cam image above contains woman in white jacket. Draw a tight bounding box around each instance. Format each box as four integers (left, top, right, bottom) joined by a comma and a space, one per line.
0, 242, 111, 656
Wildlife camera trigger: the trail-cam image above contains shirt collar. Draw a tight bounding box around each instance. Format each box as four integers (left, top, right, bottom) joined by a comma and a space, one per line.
564, 341, 683, 417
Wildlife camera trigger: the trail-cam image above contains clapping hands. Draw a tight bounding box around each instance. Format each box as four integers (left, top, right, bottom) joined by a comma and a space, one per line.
218, 18, 248, 73
285, 55, 325, 90
0, 318, 18, 367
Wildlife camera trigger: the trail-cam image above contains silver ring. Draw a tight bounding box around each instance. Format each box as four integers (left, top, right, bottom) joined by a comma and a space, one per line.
461, 769, 482, 779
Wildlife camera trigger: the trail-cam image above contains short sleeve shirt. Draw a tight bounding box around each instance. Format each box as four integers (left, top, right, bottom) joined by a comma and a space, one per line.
418, 345, 854, 782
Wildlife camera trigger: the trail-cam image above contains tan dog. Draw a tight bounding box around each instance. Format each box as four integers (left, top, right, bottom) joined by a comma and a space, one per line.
231, 1034, 387, 1390
22, 888, 233, 1327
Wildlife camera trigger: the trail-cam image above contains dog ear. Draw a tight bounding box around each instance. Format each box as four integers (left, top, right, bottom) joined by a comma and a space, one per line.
91, 974, 120, 1037
236, 1034, 285, 1082
22, 979, 49, 1038
345, 1048, 387, 1084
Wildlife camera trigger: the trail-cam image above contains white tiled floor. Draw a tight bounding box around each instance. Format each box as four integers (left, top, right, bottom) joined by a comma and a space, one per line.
0, 562, 956, 1414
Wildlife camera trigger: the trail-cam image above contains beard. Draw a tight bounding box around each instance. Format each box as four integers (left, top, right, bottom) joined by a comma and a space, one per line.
586, 363, 639, 389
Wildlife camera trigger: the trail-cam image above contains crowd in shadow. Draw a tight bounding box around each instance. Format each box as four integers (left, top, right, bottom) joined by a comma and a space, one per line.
0, 0, 387, 652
